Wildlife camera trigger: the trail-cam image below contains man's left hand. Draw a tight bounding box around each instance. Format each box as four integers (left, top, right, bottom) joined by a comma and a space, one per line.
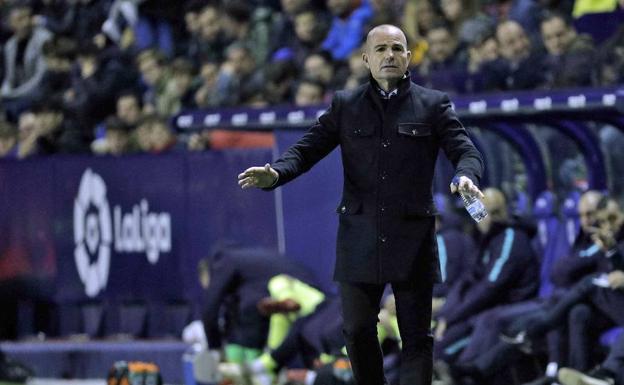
608, 270, 624, 289
450, 176, 484, 199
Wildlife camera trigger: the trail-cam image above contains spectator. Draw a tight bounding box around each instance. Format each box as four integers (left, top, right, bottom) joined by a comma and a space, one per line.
34, 0, 108, 42
481, 20, 546, 90
540, 12, 595, 88
187, 3, 225, 65
66, 41, 128, 134
159, 58, 196, 116
456, 31, 498, 93
133, 0, 185, 58
211, 43, 258, 107
0, 120, 17, 158
402, 0, 443, 66
294, 77, 326, 106
416, 22, 464, 91
594, 24, 624, 86
93, 116, 134, 156
439, 0, 479, 38
134, 114, 180, 154
16, 100, 84, 158
193, 60, 219, 109
1, 2, 52, 117
343, 47, 369, 90
136, 49, 168, 114
303, 51, 336, 90
115, 91, 143, 129
36, 36, 75, 103
263, 60, 299, 105
288, 8, 329, 66
221, 0, 274, 66
322, 0, 374, 60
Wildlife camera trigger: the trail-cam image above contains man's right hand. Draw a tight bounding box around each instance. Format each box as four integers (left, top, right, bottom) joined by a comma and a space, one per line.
238, 163, 278, 189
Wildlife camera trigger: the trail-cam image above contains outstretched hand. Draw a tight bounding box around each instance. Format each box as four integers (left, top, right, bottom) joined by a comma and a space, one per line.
450, 175, 484, 199
238, 163, 279, 189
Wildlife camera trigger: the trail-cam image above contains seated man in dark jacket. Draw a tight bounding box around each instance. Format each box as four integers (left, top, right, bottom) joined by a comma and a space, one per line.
433, 188, 539, 363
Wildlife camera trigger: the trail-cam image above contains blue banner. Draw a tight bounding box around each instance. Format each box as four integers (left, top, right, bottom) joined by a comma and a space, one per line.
0, 150, 278, 304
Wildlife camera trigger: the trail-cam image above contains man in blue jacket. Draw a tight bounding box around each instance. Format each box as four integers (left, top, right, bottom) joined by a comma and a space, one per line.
433, 188, 539, 363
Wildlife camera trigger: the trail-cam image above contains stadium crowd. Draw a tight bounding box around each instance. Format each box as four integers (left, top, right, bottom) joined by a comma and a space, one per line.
0, 0, 622, 158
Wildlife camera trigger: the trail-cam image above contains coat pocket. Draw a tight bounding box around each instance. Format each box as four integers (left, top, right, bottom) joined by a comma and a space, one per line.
336, 199, 363, 215
397, 123, 432, 137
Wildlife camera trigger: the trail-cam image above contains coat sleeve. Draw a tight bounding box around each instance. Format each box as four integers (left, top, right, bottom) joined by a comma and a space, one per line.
550, 244, 602, 288
434, 93, 484, 186
266, 94, 341, 189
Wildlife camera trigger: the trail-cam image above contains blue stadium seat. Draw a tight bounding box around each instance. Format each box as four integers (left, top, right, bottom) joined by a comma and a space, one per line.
533, 191, 563, 298
562, 191, 582, 246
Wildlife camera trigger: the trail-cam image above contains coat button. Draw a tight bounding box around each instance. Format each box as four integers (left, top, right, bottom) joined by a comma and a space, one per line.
340, 206, 347, 213
380, 172, 387, 180
354, 129, 361, 135
379, 235, 387, 243
382, 139, 390, 148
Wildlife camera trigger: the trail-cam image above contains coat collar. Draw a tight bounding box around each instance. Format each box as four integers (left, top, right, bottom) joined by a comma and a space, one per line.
366, 71, 412, 112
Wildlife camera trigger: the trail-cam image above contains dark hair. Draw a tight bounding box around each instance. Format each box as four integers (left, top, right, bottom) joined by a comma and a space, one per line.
116, 90, 143, 109
307, 50, 333, 64
427, 21, 453, 35
31, 98, 65, 114
540, 10, 573, 28
185, 0, 212, 14
106, 116, 132, 133
224, 0, 251, 23
171, 58, 195, 76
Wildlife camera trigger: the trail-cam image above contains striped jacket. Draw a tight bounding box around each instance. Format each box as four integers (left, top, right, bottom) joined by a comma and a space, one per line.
437, 220, 539, 326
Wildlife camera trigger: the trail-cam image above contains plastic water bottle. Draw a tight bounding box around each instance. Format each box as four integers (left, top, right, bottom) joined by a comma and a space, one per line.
452, 177, 488, 223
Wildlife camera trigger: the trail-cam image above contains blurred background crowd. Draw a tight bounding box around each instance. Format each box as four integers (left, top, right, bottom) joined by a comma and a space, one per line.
0, 0, 622, 159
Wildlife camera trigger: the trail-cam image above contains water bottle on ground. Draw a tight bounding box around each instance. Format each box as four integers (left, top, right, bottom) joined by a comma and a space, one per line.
452, 177, 488, 223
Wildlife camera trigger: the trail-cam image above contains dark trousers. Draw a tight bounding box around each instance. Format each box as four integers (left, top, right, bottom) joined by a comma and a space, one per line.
339, 279, 433, 385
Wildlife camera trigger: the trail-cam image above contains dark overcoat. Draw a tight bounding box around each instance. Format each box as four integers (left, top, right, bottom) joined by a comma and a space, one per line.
269, 75, 484, 284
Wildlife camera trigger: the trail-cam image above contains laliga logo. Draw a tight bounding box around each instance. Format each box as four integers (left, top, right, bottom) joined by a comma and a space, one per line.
74, 169, 172, 297
74, 169, 112, 297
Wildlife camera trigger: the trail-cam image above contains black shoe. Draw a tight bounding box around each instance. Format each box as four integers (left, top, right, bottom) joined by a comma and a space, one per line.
558, 367, 615, 385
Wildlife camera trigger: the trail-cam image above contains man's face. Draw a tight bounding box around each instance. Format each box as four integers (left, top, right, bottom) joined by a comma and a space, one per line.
427, 27, 456, 63
304, 55, 333, 84
107, 130, 129, 156
440, 0, 462, 22
116, 96, 141, 125
363, 28, 411, 84
541, 17, 573, 56
295, 12, 316, 42
578, 196, 598, 233
228, 47, 255, 75
295, 82, 324, 106
9, 7, 32, 38
497, 22, 530, 63
198, 7, 220, 42
139, 57, 162, 86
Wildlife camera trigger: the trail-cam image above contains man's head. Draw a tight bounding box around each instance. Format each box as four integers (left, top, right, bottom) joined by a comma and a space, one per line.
327, 0, 352, 17
294, 9, 321, 43
496, 20, 531, 63
363, 25, 411, 85
170, 58, 195, 97
578, 190, 606, 233
198, 5, 221, 43
8, 2, 33, 40
295, 78, 326, 106
116, 91, 142, 126
426, 23, 457, 64
184, 0, 206, 35
32, 100, 64, 136
105, 117, 132, 156
540, 13, 576, 56
137, 50, 166, 86
595, 198, 624, 234
303, 51, 334, 85
477, 188, 508, 234
468, 32, 498, 69
225, 43, 256, 76
42, 36, 76, 72
222, 1, 251, 40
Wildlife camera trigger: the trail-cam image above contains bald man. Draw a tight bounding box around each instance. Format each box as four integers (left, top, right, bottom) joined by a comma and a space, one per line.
238, 25, 484, 385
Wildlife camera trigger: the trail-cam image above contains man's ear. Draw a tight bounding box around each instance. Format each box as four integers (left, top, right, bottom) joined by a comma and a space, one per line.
406, 50, 412, 63
362, 52, 370, 69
